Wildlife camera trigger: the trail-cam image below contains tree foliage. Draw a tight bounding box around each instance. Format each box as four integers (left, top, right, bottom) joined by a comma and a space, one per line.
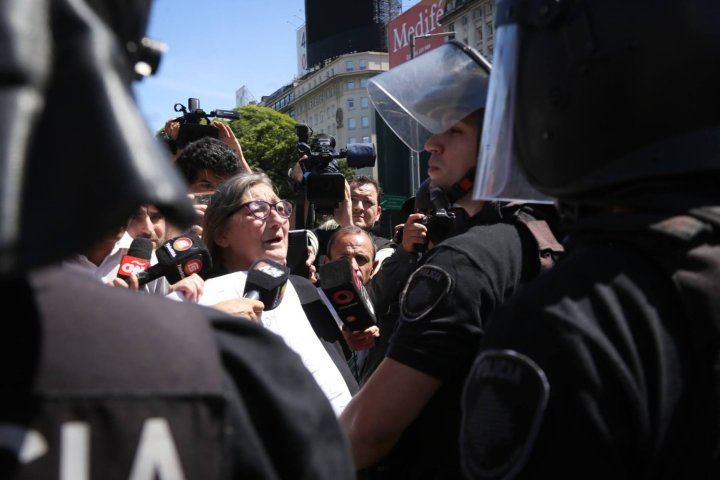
227, 105, 357, 200
227, 105, 298, 199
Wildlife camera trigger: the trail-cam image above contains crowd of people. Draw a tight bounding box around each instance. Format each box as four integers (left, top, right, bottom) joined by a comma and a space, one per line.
2, 0, 719, 478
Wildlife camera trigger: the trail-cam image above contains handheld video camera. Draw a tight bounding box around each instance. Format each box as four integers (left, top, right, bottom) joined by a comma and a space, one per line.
395, 181, 458, 253
295, 123, 376, 214
173, 98, 240, 149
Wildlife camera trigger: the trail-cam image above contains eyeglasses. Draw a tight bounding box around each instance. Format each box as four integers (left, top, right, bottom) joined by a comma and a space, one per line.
236, 200, 294, 220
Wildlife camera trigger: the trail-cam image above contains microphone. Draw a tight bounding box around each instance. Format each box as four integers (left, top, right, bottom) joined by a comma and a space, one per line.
137, 233, 213, 286
117, 238, 153, 282
242, 258, 290, 311
319, 257, 377, 331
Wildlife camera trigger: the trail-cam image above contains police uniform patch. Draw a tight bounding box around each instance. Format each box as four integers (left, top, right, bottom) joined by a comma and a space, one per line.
460, 350, 549, 480
400, 265, 453, 321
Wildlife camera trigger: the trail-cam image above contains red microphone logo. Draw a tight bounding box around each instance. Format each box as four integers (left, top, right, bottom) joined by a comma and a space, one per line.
172, 237, 193, 252
118, 256, 151, 276
183, 258, 203, 275
332, 289, 356, 305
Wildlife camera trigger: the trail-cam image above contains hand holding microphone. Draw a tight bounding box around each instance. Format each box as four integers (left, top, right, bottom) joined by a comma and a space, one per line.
319, 257, 377, 331
137, 232, 212, 286
242, 258, 291, 311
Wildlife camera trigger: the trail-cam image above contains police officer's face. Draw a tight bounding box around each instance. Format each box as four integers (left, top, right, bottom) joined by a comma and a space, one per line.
215, 184, 289, 271
328, 233, 377, 285
424, 113, 479, 192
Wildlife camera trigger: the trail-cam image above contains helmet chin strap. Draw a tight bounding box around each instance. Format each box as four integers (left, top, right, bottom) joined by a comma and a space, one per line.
443, 167, 476, 204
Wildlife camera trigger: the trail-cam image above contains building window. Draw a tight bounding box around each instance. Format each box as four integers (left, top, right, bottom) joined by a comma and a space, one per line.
362, 136, 371, 143
348, 118, 357, 129
346, 61, 354, 72
360, 97, 369, 108
361, 116, 369, 128
359, 59, 367, 70
346, 80, 355, 89
360, 78, 368, 88
348, 98, 355, 109
349, 137, 357, 143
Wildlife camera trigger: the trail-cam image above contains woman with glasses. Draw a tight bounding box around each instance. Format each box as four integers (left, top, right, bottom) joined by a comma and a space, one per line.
195, 172, 359, 415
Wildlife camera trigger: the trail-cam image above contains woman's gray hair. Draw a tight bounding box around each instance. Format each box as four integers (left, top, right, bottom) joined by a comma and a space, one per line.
202, 171, 276, 265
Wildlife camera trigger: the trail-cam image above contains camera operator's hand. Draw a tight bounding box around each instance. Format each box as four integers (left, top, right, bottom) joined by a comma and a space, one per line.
289, 156, 306, 184
401, 213, 428, 253
214, 121, 251, 173
164, 118, 180, 141
334, 180, 354, 227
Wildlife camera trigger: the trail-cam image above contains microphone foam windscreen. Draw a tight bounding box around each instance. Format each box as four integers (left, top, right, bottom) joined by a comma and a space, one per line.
245, 258, 291, 292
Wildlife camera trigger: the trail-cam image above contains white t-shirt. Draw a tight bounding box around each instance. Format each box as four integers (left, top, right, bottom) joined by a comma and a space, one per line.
176, 270, 353, 416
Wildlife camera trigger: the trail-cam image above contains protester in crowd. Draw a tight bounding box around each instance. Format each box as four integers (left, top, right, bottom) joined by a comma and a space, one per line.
180, 171, 360, 415
0, 0, 355, 478
460, 1, 720, 478
339, 41, 563, 478
325, 225, 381, 379
314, 175, 394, 266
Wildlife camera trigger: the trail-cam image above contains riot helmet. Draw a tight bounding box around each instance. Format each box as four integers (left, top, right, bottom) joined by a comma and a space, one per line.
0, 0, 195, 275
368, 40, 491, 153
369, 40, 499, 206
474, 0, 720, 207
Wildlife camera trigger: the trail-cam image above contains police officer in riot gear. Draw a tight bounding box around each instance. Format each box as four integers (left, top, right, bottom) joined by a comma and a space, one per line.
0, 1, 354, 478
340, 41, 562, 479
462, 0, 720, 478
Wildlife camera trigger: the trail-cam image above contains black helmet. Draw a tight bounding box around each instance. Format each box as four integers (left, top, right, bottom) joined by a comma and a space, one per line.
474, 0, 720, 207
0, 0, 195, 275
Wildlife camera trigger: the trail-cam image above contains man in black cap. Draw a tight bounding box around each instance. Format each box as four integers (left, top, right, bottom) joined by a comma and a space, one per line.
461, 0, 720, 478
0, 1, 353, 478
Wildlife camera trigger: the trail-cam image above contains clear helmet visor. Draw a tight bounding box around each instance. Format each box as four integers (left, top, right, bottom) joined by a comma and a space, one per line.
368, 41, 491, 152
473, 24, 554, 203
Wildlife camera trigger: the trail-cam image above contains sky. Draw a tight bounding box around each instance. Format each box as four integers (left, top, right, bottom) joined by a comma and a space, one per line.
134, 0, 420, 133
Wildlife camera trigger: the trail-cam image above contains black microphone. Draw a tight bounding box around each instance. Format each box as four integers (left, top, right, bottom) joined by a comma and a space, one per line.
319, 257, 377, 331
242, 258, 291, 311
117, 237, 153, 282
137, 233, 213, 286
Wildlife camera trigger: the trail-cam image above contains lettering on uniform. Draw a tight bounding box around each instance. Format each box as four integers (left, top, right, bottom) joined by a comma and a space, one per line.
400, 265, 453, 322
0, 417, 186, 480
474, 356, 522, 384
460, 350, 549, 480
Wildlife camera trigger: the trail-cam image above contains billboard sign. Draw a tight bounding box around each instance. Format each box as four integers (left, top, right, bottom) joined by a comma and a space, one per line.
387, 0, 446, 67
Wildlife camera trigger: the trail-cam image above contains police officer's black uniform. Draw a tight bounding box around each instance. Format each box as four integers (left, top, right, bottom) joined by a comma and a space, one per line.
462, 210, 720, 479
375, 202, 561, 479
1, 266, 355, 479
460, 0, 720, 477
